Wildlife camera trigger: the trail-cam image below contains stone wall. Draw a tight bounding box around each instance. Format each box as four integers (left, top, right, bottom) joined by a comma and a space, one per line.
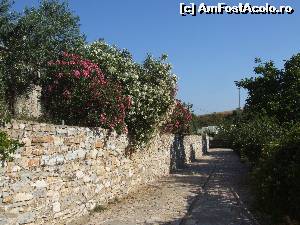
202, 134, 210, 155
0, 120, 202, 225
169, 135, 202, 171
14, 85, 42, 119
183, 135, 203, 163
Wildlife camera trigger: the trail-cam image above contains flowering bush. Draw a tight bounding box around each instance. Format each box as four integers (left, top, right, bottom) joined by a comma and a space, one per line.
164, 100, 192, 134
86, 41, 177, 146
42, 52, 131, 134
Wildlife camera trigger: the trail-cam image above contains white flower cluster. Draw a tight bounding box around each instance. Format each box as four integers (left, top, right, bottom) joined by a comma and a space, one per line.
87, 41, 177, 146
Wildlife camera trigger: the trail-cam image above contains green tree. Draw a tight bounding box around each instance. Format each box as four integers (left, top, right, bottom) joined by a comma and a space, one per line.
0, 0, 17, 41
237, 59, 281, 119
0, 68, 10, 123
237, 54, 300, 123
0, 130, 21, 161
280, 54, 300, 122
0, 0, 85, 109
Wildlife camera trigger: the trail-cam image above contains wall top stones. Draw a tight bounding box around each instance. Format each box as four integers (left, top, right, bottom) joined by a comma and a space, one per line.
0, 120, 202, 225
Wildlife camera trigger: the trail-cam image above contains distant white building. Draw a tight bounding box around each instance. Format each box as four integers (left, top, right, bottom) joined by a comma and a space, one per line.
198, 126, 219, 135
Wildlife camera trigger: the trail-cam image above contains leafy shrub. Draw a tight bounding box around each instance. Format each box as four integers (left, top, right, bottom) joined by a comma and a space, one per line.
0, 66, 10, 124
0, 63, 19, 161
86, 41, 177, 146
0, 130, 21, 161
237, 54, 300, 124
164, 100, 192, 134
1, 0, 85, 98
252, 123, 300, 222
42, 52, 131, 134
224, 53, 300, 223
217, 115, 283, 164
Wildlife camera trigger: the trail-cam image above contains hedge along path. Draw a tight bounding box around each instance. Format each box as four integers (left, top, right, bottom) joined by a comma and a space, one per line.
73, 148, 258, 225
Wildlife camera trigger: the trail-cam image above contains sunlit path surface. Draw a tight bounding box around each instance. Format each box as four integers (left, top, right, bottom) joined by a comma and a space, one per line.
74, 149, 257, 225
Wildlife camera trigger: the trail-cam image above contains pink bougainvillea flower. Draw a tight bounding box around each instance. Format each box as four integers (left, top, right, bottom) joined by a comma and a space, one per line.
82, 70, 89, 77
100, 113, 107, 123
123, 126, 128, 134
73, 70, 80, 78
45, 52, 131, 134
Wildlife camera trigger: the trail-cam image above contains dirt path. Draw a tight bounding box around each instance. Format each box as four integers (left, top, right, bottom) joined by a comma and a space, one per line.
79, 149, 258, 225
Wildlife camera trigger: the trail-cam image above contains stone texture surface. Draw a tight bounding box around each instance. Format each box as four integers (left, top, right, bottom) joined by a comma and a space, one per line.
180, 149, 258, 225
0, 120, 202, 225
83, 149, 257, 225
14, 85, 42, 119
183, 135, 202, 163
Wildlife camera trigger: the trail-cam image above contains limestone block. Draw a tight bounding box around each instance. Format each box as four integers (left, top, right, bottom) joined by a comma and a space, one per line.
14, 193, 34, 202
65, 151, 77, 161
17, 212, 35, 225
52, 202, 61, 213
75, 149, 86, 159
27, 158, 40, 168
32, 180, 47, 189
0, 119, 202, 225
75, 171, 84, 179
95, 140, 104, 149
31, 136, 54, 144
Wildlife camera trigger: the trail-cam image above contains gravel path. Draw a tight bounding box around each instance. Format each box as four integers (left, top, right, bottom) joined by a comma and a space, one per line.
77, 149, 258, 225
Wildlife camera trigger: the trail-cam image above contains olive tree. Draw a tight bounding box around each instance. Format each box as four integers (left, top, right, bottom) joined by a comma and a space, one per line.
0, 0, 85, 109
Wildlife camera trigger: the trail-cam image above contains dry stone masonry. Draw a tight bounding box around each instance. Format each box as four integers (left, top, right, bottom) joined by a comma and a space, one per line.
0, 120, 203, 225
183, 135, 203, 163
14, 86, 42, 119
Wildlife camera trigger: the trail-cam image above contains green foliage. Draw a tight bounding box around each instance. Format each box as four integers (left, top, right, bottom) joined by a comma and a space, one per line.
237, 54, 300, 123
0, 66, 10, 124
42, 52, 131, 134
217, 115, 283, 164
194, 113, 221, 128
219, 53, 300, 223
237, 60, 281, 118
0, 0, 18, 43
0, 0, 85, 99
0, 37, 18, 161
189, 113, 202, 134
0, 130, 21, 161
1, 56, 21, 162
189, 110, 239, 133
252, 124, 300, 222
280, 55, 300, 122
163, 100, 192, 134
92, 204, 107, 213
86, 41, 177, 146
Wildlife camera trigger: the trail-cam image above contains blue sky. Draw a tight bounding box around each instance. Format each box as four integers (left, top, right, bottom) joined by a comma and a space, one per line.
12, 0, 300, 114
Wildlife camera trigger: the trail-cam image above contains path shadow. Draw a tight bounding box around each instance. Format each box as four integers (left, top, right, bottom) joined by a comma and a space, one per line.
170, 135, 187, 172
189, 144, 196, 162
85, 149, 256, 225
148, 148, 256, 225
